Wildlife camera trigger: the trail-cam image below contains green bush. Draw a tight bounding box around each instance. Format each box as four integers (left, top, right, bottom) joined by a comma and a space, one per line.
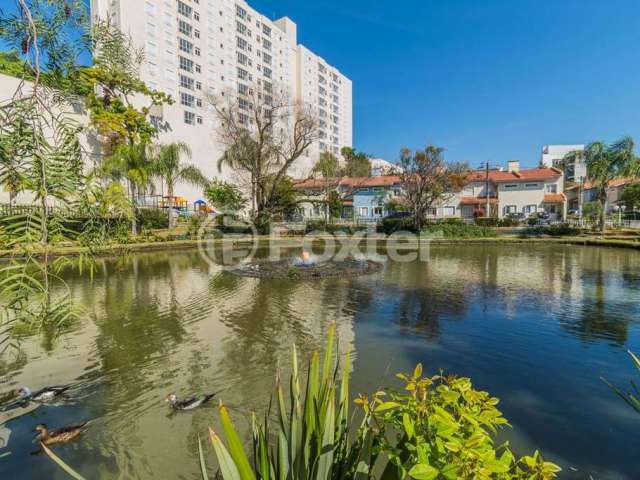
522, 223, 580, 237
377, 217, 419, 234
206, 326, 561, 480
424, 222, 497, 238
136, 208, 169, 230
476, 217, 520, 227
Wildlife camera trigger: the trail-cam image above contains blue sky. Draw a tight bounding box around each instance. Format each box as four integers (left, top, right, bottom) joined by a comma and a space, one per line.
250, 0, 640, 168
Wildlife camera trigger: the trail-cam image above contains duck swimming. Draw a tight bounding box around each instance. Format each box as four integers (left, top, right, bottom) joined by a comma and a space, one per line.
18, 386, 70, 403
35, 422, 88, 446
165, 393, 216, 410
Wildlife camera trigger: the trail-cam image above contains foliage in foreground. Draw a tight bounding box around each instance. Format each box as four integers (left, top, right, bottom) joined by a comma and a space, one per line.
603, 350, 640, 414
207, 326, 560, 480
43, 326, 561, 479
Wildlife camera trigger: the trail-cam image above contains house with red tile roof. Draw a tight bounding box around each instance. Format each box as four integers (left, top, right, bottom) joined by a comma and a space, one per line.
565, 177, 640, 213
292, 162, 565, 222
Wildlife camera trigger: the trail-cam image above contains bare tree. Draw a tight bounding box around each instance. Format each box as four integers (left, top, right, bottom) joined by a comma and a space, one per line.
208, 83, 317, 229
399, 145, 468, 230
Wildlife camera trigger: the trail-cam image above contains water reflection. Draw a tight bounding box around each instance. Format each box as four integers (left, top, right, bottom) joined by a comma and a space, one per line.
0, 244, 639, 479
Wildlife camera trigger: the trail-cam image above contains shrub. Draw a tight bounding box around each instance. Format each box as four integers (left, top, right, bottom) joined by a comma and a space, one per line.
424, 222, 497, 238
377, 216, 418, 234
136, 208, 169, 230
305, 220, 368, 235
364, 365, 562, 480
522, 223, 580, 237
475, 216, 521, 227
207, 326, 561, 480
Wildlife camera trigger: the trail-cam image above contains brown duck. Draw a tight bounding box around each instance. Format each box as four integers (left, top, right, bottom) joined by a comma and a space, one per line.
35, 422, 88, 446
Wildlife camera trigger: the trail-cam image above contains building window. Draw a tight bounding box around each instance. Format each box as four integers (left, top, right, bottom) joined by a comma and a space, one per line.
236, 5, 247, 19
428, 208, 437, 216
236, 20, 247, 35
444, 206, 456, 216
263, 67, 272, 79
179, 38, 193, 54
236, 36, 248, 51
196, 116, 203, 124
178, 20, 192, 37
238, 83, 248, 95
373, 207, 383, 217
179, 56, 194, 72
546, 184, 558, 193
262, 38, 271, 51
358, 207, 369, 217
180, 92, 195, 107
177, 1, 192, 18
263, 53, 272, 65
179, 74, 194, 89
237, 51, 249, 66
262, 24, 271, 37
184, 110, 195, 125
524, 204, 538, 214
504, 205, 517, 214
237, 67, 249, 81
504, 184, 518, 190
524, 183, 539, 189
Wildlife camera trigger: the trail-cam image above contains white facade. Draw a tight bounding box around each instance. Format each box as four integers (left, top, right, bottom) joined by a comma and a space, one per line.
541, 144, 586, 183
89, 0, 353, 202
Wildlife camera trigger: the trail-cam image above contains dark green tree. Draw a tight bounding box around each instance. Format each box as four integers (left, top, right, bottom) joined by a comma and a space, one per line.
340, 147, 371, 177
564, 138, 639, 232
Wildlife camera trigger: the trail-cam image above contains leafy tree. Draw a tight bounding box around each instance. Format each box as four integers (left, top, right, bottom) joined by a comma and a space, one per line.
0, 114, 31, 206
152, 142, 208, 226
620, 183, 640, 211
312, 151, 340, 222
0, 0, 107, 349
0, 49, 33, 79
80, 19, 172, 150
340, 146, 371, 177
212, 84, 317, 232
102, 143, 154, 235
399, 145, 468, 230
564, 138, 639, 232
205, 179, 247, 212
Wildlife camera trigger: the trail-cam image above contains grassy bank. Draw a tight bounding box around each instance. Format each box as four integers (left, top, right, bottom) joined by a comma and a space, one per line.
2, 233, 640, 259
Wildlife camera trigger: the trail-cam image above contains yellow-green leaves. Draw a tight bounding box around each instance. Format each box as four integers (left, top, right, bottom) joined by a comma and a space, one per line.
408, 463, 438, 480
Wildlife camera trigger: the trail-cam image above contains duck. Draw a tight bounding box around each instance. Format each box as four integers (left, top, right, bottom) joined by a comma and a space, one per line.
17, 386, 70, 403
165, 393, 216, 410
35, 422, 88, 446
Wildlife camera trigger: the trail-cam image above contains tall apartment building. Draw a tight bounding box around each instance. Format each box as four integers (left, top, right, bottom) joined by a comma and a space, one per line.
89, 0, 353, 201
540, 144, 586, 183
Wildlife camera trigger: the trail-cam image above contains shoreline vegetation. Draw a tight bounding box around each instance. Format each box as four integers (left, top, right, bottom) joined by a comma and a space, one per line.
2, 232, 640, 259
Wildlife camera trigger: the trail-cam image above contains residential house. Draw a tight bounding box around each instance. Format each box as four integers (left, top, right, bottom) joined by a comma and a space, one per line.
292, 175, 402, 221
459, 161, 565, 219
292, 162, 565, 223
565, 177, 640, 214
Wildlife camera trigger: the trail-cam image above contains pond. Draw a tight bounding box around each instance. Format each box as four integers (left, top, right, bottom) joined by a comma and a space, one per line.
1, 243, 640, 479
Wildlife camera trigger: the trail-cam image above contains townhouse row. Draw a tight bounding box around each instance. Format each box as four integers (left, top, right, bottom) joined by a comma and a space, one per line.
293, 161, 566, 222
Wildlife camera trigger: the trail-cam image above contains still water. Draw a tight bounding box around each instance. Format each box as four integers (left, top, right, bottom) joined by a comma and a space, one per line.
1, 244, 640, 479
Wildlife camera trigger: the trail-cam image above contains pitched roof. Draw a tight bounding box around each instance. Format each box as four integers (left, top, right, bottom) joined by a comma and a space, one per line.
292, 175, 402, 190
565, 177, 639, 191
339, 175, 402, 188
465, 167, 562, 183
543, 193, 566, 203
292, 178, 341, 189
460, 196, 498, 205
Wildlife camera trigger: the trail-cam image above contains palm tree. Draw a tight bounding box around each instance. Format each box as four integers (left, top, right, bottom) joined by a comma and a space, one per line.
564, 137, 639, 233
102, 142, 154, 235
152, 142, 208, 227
